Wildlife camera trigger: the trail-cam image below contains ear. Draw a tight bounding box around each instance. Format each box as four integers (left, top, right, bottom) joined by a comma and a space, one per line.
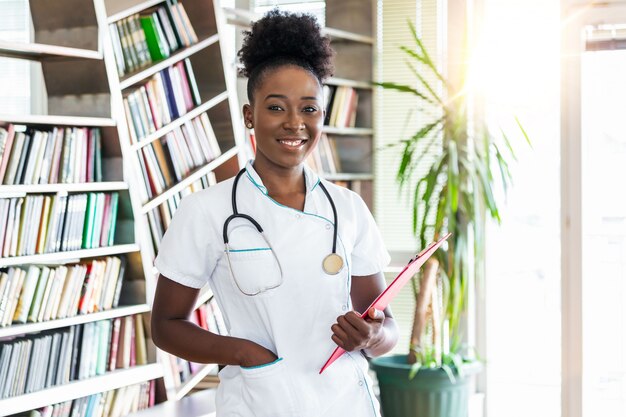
243, 103, 253, 126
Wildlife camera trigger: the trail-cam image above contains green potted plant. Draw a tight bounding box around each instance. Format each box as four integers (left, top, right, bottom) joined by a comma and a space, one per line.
369, 23, 530, 417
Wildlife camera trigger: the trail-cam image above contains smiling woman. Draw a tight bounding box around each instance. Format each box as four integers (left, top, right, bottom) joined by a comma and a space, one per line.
242, 66, 324, 185
150, 8, 398, 417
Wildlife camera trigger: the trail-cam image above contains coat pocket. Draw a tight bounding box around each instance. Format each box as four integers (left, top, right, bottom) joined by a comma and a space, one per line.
240, 358, 298, 417
225, 248, 282, 297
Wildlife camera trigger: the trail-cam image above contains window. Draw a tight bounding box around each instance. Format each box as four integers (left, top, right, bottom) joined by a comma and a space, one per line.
476, 0, 561, 416
581, 42, 626, 417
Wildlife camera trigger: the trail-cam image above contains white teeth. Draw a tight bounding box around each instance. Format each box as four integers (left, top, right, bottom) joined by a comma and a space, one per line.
279, 140, 304, 147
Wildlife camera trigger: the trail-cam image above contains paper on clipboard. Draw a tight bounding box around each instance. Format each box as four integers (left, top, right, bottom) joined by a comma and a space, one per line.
319, 232, 452, 374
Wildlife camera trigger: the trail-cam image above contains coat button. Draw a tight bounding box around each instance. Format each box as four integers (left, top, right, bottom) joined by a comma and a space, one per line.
358, 381, 364, 386
295, 213, 301, 219
342, 304, 348, 311
325, 224, 332, 230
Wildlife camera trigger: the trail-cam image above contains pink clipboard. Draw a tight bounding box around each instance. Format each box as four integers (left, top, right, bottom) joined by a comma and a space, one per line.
319, 232, 452, 374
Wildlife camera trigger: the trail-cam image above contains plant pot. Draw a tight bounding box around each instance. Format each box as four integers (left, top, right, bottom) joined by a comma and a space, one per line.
370, 355, 482, 417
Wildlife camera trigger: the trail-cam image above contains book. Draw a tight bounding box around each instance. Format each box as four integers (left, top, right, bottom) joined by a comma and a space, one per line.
13, 266, 40, 324
156, 6, 179, 52
48, 127, 63, 183
166, 0, 190, 47
107, 192, 119, 246
35, 130, 52, 184
174, 2, 198, 44
159, 66, 179, 119
183, 58, 201, 106
134, 314, 147, 365
0, 124, 15, 182
3, 131, 24, 185
13, 131, 32, 185
109, 23, 126, 76
116, 19, 136, 73
120, 18, 140, 71
140, 13, 170, 62
130, 14, 152, 67
175, 61, 194, 111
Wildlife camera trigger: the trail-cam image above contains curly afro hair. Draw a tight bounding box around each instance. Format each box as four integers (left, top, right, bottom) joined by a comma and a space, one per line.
238, 9, 335, 102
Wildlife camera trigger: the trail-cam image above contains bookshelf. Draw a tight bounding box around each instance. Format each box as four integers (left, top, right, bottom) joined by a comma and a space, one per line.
0, 0, 245, 415
224, 0, 377, 210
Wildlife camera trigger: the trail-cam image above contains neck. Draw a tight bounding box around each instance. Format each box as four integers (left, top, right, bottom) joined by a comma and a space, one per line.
252, 158, 306, 197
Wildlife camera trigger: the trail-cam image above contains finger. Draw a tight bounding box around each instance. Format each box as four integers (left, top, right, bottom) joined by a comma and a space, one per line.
367, 308, 385, 321
331, 323, 349, 342
332, 334, 352, 350
343, 311, 370, 335
337, 314, 363, 339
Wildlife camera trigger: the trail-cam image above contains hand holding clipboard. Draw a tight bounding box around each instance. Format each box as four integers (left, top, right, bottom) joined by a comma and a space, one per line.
319, 232, 452, 374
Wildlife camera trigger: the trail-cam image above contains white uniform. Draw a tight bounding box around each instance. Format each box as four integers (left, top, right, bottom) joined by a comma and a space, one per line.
155, 161, 390, 417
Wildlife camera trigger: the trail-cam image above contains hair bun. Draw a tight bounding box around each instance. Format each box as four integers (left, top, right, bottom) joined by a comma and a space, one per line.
238, 9, 334, 82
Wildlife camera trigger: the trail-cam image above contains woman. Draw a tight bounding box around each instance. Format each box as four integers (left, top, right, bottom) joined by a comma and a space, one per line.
151, 9, 398, 417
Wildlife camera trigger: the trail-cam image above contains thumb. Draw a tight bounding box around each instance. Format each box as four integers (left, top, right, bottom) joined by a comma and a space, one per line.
367, 308, 384, 321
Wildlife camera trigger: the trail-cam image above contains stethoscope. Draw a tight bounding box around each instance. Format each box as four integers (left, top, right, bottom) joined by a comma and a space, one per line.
222, 168, 344, 289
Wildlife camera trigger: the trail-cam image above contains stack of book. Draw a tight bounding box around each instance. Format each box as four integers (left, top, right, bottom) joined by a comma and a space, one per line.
9, 379, 156, 417
166, 298, 226, 388
0, 256, 127, 327
0, 192, 119, 257
137, 114, 221, 200
109, 0, 198, 77
306, 133, 342, 175
123, 58, 201, 144
0, 314, 149, 399
323, 85, 360, 128
0, 125, 103, 185
146, 172, 215, 253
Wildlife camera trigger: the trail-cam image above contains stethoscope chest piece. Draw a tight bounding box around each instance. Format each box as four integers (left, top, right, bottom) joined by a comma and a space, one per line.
323, 253, 344, 275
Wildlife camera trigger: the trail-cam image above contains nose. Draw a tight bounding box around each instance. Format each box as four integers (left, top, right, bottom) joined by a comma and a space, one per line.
283, 110, 305, 132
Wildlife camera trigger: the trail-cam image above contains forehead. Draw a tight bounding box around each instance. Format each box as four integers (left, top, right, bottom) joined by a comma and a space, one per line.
257, 65, 322, 98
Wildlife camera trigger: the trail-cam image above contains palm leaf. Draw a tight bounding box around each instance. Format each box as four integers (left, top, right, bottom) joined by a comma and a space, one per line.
515, 116, 532, 148
441, 364, 457, 384
409, 361, 422, 379
407, 21, 446, 84
374, 81, 435, 105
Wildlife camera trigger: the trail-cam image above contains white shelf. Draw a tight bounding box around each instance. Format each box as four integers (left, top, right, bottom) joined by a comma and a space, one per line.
141, 146, 239, 214
223, 6, 258, 28
119, 34, 220, 90
0, 364, 163, 416
0, 40, 102, 61
130, 91, 229, 152
0, 114, 116, 127
0, 244, 140, 267
106, 0, 164, 24
323, 173, 374, 181
223, 8, 374, 44
0, 304, 150, 338
174, 364, 219, 401
323, 27, 375, 44
0, 182, 129, 197
326, 77, 373, 89
323, 126, 374, 135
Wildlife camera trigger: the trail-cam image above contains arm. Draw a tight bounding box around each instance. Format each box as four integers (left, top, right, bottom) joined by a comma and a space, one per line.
151, 274, 277, 367
330, 272, 399, 357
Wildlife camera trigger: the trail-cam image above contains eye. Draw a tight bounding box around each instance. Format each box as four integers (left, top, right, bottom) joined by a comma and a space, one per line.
303, 106, 318, 113
268, 105, 283, 111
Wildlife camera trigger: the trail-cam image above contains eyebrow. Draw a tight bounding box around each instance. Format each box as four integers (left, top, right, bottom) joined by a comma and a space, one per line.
264, 94, 319, 101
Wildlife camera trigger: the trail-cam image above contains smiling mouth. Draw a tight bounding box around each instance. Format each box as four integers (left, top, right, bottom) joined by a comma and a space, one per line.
277, 139, 308, 147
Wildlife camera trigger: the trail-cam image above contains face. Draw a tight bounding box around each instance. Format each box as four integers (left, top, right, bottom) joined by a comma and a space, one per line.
243, 65, 325, 171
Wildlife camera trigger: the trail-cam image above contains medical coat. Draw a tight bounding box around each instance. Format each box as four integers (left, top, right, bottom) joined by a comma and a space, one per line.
155, 161, 390, 416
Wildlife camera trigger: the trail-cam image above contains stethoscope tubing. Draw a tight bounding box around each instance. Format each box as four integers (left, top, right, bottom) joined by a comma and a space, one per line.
223, 167, 339, 253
